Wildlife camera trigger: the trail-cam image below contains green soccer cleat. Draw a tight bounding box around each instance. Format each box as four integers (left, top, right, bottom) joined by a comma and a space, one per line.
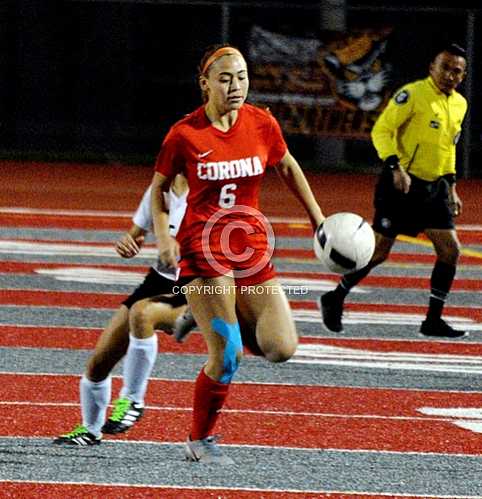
101, 397, 144, 434
53, 425, 101, 446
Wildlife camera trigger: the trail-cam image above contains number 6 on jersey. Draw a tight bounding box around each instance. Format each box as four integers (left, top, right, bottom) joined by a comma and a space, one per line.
219, 183, 237, 208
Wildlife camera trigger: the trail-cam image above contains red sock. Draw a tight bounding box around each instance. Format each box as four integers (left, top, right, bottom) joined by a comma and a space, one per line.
190, 368, 230, 441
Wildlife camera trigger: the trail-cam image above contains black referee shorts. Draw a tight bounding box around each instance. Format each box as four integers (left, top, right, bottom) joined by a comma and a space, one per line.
122, 267, 187, 309
372, 171, 455, 238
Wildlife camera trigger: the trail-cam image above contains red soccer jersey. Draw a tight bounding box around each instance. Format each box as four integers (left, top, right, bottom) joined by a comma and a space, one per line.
155, 104, 287, 271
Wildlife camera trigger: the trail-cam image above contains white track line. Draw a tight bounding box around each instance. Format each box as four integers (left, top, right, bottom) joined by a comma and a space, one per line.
0, 400, 463, 423
3, 370, 482, 394
0, 207, 133, 217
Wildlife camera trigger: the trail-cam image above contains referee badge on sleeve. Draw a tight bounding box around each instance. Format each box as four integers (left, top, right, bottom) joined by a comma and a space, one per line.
394, 90, 409, 105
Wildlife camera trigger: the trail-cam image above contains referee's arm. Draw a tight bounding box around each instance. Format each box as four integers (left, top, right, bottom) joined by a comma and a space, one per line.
371, 88, 414, 162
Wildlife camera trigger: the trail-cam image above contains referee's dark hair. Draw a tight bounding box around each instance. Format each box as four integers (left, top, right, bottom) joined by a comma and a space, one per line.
432, 42, 467, 61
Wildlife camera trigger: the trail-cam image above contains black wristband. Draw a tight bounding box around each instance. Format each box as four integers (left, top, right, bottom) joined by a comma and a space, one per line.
384, 155, 400, 171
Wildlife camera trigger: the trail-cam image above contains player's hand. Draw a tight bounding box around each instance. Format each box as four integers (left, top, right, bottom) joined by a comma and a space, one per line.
311, 213, 325, 232
115, 233, 145, 258
157, 236, 180, 270
393, 169, 411, 194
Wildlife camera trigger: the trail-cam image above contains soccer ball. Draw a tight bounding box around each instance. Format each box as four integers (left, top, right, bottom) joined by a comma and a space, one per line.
313, 212, 375, 274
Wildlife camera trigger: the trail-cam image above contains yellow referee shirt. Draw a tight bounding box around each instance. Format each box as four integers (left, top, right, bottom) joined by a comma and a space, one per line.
371, 76, 467, 181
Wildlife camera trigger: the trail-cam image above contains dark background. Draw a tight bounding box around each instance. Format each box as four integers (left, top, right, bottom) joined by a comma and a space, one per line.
1, 0, 480, 177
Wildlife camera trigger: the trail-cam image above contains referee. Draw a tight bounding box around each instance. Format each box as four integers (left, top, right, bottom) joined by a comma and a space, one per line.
321, 42, 468, 338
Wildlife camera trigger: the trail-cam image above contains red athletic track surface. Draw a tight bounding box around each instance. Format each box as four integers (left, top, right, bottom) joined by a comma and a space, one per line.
1, 239, 481, 266
3, 372, 482, 455
0, 482, 426, 499
3, 324, 482, 356
1, 161, 482, 497
1, 161, 481, 223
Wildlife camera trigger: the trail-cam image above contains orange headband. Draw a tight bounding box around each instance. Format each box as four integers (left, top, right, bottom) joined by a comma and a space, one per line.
201, 47, 244, 75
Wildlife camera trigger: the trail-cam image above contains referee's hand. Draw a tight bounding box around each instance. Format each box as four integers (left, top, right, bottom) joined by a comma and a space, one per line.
449, 190, 463, 217
393, 169, 411, 194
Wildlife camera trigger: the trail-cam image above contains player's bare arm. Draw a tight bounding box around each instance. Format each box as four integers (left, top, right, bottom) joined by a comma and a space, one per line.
151, 172, 180, 268
276, 151, 325, 230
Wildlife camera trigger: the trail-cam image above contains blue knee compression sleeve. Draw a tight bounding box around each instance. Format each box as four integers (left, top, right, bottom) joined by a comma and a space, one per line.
211, 317, 243, 384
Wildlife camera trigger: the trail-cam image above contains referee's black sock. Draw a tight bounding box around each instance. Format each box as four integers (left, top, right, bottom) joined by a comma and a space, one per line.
427, 260, 456, 320
332, 264, 374, 302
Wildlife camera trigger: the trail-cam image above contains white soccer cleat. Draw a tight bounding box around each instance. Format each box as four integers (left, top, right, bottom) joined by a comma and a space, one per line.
185, 435, 234, 465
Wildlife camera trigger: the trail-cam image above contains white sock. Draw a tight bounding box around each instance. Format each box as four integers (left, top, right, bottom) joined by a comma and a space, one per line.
119, 334, 158, 406
80, 375, 111, 437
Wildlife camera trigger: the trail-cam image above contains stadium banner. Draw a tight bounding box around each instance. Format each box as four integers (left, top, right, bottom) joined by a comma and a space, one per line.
248, 26, 393, 139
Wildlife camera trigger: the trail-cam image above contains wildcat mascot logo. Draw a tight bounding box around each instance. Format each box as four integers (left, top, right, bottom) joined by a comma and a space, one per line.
248, 26, 393, 138
320, 28, 392, 112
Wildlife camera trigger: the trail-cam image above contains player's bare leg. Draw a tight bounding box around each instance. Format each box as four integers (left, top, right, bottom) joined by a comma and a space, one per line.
86, 305, 131, 381
130, 297, 189, 339
236, 278, 297, 362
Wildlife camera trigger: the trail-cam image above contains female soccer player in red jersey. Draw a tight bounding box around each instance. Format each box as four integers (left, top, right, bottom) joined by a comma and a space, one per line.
151, 44, 325, 464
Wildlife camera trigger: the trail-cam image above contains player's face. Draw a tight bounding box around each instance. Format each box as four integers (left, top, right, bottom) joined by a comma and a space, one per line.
204, 54, 249, 113
429, 51, 466, 95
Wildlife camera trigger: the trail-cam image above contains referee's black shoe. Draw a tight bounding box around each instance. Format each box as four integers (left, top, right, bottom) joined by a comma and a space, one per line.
420, 317, 467, 338
320, 291, 344, 333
